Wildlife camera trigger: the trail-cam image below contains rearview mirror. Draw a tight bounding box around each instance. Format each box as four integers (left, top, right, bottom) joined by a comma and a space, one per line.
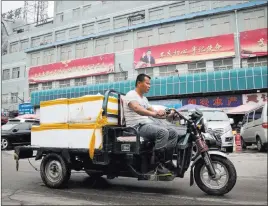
229, 118, 234, 125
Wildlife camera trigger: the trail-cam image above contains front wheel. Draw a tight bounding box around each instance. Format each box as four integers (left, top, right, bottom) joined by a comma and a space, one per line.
194, 155, 237, 196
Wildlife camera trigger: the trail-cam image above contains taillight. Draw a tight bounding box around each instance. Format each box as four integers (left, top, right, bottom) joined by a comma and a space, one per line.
262, 123, 268, 129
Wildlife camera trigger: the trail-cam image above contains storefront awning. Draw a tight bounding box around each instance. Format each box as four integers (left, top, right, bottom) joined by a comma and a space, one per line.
226, 104, 261, 115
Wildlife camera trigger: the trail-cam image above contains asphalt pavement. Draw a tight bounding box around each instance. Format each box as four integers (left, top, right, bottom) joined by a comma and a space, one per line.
1, 148, 267, 205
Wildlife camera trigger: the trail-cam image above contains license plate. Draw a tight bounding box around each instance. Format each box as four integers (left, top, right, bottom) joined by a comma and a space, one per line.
121, 144, 131, 152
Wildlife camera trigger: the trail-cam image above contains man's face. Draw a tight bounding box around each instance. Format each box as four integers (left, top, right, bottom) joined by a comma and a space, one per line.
138, 77, 151, 94
147, 51, 151, 56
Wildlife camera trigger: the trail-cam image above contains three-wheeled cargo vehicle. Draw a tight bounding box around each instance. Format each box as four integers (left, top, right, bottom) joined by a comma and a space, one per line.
14, 90, 237, 196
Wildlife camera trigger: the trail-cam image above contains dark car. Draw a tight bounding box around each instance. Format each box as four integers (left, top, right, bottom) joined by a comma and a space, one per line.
1, 122, 38, 150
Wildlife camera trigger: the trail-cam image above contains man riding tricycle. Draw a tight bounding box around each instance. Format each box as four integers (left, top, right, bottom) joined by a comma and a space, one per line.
14, 74, 237, 196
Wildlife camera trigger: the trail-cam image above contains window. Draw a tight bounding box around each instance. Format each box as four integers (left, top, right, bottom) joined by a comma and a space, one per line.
12, 67, 20, 79
75, 77, 87, 86
55, 30, 65, 42
10, 42, 19, 53
56, 13, 64, 23
137, 29, 154, 47
31, 52, 41, 66
149, 8, 164, 21
247, 111, 254, 123
243, 9, 266, 30
20, 40, 29, 51
43, 49, 55, 64
210, 15, 231, 36
69, 27, 79, 39
213, 58, 233, 71
95, 75, 108, 84
60, 45, 72, 61
11, 93, 18, 103
15, 123, 31, 131
82, 23, 94, 36
42, 82, 52, 90
95, 37, 110, 54
211, 1, 232, 9
114, 15, 128, 29
169, 2, 185, 17
83, 5, 91, 17
186, 19, 205, 40
128, 11, 145, 26
73, 8, 80, 19
43, 34, 53, 44
189, 1, 207, 13
188, 61, 206, 73
76, 42, 88, 58
138, 68, 154, 77
114, 34, 129, 52
31, 37, 41, 47
158, 25, 176, 44
2, 94, 9, 104
254, 107, 263, 120
98, 19, 110, 32
2, 69, 10, 80
246, 56, 267, 67
114, 72, 128, 82
59, 79, 70, 88
29, 84, 39, 94
159, 65, 177, 77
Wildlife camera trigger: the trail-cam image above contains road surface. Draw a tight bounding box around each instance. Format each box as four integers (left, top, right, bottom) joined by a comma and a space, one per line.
1, 148, 267, 205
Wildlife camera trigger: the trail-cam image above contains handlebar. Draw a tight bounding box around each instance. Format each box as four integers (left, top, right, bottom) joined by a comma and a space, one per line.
165, 108, 192, 124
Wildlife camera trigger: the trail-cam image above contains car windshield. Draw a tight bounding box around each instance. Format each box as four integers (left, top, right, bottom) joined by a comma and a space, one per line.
1, 124, 17, 131
202, 111, 229, 121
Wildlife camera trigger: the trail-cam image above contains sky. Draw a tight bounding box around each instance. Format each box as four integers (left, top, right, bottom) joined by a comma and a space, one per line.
2, 1, 54, 17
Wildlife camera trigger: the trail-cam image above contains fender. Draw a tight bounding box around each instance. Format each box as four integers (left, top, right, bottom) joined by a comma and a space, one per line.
189, 151, 228, 186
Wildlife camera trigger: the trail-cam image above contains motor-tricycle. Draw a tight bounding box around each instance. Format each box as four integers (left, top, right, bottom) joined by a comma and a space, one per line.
14, 89, 237, 196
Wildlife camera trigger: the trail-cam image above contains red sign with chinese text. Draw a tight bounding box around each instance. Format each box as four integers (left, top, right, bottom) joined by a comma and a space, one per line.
28, 53, 115, 84
134, 34, 235, 69
240, 28, 267, 58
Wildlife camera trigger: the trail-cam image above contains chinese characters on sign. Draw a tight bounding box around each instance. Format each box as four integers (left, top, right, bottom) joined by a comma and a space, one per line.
28, 54, 115, 83
242, 93, 268, 105
134, 33, 235, 69
240, 28, 267, 58
182, 95, 243, 108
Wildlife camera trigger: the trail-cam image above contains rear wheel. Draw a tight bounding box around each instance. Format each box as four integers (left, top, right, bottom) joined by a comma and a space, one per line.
256, 137, 265, 152
40, 153, 71, 188
1, 138, 9, 150
194, 155, 237, 196
241, 137, 247, 150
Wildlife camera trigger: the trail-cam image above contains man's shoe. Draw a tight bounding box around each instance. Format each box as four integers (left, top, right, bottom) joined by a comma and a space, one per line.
156, 163, 172, 176
165, 160, 177, 171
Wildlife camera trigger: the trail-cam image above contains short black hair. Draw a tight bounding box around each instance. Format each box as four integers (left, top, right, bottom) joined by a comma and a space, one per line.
135, 73, 151, 87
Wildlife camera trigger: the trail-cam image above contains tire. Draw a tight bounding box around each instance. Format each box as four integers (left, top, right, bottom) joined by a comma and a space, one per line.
225, 146, 233, 153
256, 137, 265, 152
1, 138, 10, 150
194, 155, 237, 196
40, 153, 71, 189
241, 137, 247, 150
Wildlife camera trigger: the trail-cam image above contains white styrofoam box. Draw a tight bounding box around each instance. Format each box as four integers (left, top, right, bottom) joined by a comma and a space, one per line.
31, 124, 69, 148
40, 98, 69, 124
68, 95, 118, 124
68, 124, 103, 149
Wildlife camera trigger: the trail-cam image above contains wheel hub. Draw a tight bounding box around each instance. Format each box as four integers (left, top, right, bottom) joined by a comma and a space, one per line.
45, 160, 63, 183
1, 139, 8, 149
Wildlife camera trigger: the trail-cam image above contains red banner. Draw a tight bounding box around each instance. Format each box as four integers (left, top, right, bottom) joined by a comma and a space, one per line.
240, 28, 267, 58
28, 53, 115, 84
134, 34, 235, 69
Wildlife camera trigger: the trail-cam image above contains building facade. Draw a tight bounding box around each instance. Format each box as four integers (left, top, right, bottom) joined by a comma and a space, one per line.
2, 1, 268, 113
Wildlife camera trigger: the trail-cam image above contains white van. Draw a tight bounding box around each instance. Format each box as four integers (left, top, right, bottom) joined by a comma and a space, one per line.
181, 108, 235, 153
240, 103, 267, 152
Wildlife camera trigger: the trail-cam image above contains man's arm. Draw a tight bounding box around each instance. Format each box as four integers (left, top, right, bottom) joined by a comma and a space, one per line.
128, 101, 157, 117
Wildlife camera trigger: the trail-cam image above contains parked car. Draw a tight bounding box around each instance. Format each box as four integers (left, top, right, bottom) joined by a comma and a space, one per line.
240, 103, 267, 152
181, 108, 235, 153
1, 121, 38, 150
